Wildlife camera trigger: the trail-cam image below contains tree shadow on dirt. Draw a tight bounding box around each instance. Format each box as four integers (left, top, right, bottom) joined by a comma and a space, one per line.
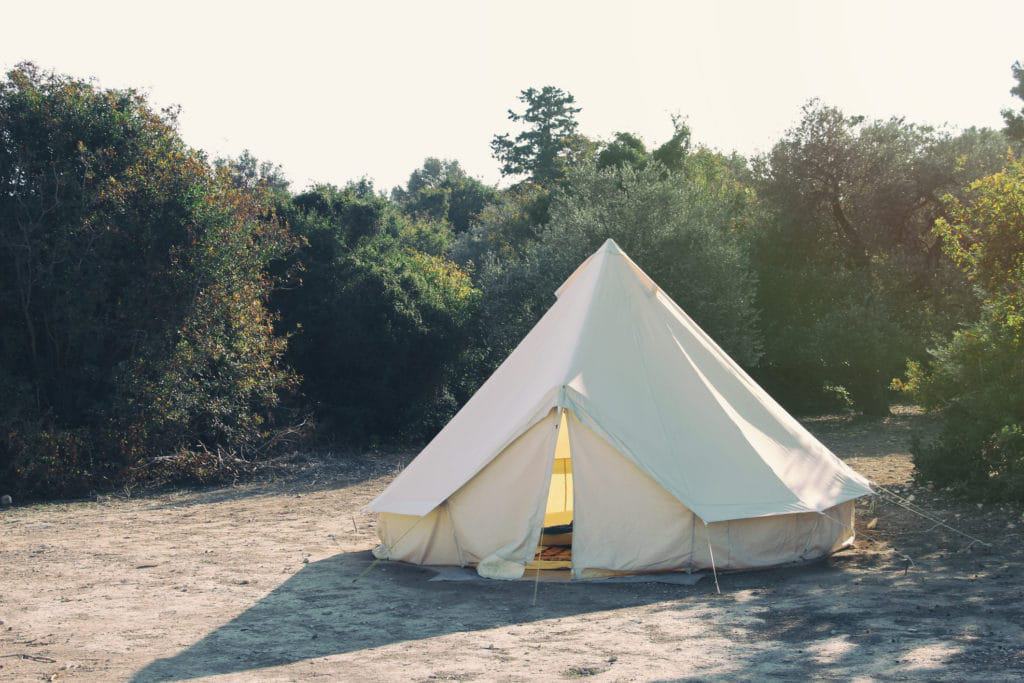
130, 545, 1023, 682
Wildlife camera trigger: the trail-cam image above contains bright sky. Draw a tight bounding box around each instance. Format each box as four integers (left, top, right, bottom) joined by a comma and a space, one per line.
4, 0, 1022, 191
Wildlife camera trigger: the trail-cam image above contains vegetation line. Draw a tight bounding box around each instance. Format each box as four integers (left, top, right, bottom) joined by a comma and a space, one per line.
1, 62, 1022, 505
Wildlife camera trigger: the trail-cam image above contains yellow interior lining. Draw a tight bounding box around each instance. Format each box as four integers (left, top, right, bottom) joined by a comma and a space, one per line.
543, 410, 574, 528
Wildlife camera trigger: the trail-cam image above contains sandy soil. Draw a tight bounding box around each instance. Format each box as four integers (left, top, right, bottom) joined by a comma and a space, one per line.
2, 406, 1023, 682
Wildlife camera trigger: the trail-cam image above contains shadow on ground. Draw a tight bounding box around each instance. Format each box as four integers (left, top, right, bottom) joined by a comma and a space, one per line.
131, 546, 1023, 682
131, 409, 1022, 681
132, 550, 692, 681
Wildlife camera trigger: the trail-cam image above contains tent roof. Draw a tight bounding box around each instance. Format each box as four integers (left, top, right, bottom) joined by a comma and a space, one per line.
368, 239, 872, 523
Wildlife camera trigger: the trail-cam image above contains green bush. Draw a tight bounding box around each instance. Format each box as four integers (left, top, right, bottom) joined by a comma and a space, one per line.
276, 183, 479, 444
905, 309, 1024, 500
903, 160, 1024, 501
0, 64, 296, 498
751, 102, 1008, 415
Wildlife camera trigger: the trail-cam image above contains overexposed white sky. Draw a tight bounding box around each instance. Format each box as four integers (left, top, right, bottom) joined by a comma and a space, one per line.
4, 0, 1022, 190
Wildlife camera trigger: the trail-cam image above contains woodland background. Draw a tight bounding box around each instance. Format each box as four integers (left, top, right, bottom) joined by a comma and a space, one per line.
2, 62, 1023, 502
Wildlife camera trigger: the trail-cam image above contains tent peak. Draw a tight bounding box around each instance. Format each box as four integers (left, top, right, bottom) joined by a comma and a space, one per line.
555, 238, 649, 299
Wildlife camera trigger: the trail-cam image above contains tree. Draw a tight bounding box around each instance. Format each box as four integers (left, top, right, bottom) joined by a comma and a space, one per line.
756, 102, 871, 265
935, 160, 1024, 301
651, 115, 692, 173
596, 132, 648, 171
215, 149, 290, 194
594, 118, 691, 174
0, 63, 296, 497
752, 100, 1009, 415
391, 158, 496, 233
903, 160, 1024, 500
450, 182, 552, 269
1003, 61, 1024, 144
275, 184, 478, 442
491, 86, 584, 185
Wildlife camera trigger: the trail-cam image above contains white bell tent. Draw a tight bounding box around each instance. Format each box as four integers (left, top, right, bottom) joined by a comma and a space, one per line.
368, 239, 872, 580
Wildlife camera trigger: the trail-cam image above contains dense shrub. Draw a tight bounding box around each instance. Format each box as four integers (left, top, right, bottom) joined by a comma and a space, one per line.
906, 313, 1024, 500
0, 64, 296, 498
903, 160, 1024, 501
276, 183, 479, 444
752, 102, 1009, 415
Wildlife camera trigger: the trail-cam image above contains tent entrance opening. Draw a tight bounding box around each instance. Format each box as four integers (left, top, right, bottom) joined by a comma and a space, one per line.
530, 410, 573, 570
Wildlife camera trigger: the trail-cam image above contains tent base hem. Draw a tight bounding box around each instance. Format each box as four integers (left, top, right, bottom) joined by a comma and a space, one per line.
377, 542, 857, 583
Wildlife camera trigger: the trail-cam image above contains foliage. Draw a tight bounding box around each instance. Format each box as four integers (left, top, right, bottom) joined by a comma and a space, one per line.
651, 116, 692, 173
451, 182, 552, 268
0, 63, 296, 498
4, 62, 1024, 503
596, 117, 692, 174
904, 310, 1024, 500
491, 86, 586, 185
1003, 61, 1024, 144
934, 160, 1024, 305
597, 132, 649, 171
751, 100, 1009, 415
391, 158, 497, 233
904, 161, 1024, 500
215, 149, 290, 195
276, 183, 479, 443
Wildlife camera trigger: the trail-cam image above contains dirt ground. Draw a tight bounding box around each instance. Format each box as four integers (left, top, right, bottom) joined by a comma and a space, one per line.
2, 406, 1023, 682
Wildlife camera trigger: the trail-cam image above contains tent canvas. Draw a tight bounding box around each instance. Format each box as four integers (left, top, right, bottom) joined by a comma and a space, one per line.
369, 239, 872, 579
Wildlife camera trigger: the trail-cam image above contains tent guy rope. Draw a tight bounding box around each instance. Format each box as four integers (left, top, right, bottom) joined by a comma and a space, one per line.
870, 482, 991, 548
704, 521, 721, 595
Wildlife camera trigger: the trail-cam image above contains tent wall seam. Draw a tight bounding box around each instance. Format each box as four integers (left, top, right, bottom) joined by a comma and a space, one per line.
614, 259, 693, 507
445, 500, 465, 567
560, 250, 610, 400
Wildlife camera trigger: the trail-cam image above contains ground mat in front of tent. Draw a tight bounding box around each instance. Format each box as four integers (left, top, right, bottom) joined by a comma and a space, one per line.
426, 566, 706, 585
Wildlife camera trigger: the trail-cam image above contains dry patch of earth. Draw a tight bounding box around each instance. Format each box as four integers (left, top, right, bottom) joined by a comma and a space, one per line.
2, 406, 1023, 681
